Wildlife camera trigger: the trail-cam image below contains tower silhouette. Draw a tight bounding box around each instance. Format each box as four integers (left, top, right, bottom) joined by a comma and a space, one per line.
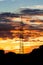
19, 15, 24, 54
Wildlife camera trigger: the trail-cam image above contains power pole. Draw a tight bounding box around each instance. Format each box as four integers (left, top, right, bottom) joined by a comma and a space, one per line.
19, 15, 24, 54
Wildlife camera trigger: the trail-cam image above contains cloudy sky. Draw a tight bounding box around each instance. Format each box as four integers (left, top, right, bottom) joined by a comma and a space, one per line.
0, 0, 43, 12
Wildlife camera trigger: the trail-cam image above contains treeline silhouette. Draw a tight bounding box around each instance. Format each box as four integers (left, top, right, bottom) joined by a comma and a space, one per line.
0, 45, 43, 64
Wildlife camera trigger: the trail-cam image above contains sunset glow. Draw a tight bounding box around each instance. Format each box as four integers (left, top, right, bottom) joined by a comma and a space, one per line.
0, 12, 43, 54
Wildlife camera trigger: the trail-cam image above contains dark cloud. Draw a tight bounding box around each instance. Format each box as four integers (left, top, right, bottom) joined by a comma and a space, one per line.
0, 12, 43, 40
20, 8, 43, 15
0, 21, 43, 40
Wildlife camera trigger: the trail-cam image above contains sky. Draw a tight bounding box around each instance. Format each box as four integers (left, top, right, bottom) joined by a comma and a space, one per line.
0, 0, 43, 13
